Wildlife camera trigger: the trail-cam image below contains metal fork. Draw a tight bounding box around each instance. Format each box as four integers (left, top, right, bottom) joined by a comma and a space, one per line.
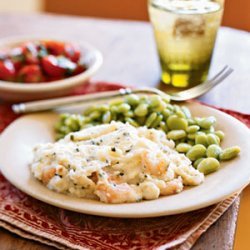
12, 66, 233, 114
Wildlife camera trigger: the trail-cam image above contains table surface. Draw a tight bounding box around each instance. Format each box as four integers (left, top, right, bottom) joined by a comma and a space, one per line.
0, 13, 249, 250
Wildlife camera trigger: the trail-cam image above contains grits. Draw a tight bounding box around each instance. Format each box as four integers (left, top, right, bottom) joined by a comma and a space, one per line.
31, 121, 204, 203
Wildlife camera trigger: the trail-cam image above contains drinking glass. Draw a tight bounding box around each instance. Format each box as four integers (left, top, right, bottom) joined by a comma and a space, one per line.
148, 0, 225, 88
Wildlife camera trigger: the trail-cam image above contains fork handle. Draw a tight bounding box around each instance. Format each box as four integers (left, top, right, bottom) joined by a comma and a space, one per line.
12, 87, 168, 114
12, 88, 133, 114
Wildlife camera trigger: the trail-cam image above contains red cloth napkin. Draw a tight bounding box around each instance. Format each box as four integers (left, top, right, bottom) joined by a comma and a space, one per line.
0, 82, 249, 250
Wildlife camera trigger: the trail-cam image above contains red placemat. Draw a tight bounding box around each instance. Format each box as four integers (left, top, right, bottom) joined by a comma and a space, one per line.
0, 82, 249, 250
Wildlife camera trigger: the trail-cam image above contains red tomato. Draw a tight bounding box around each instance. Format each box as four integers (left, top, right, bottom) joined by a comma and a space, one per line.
64, 43, 81, 62
0, 60, 15, 81
18, 65, 45, 83
9, 47, 25, 70
22, 42, 39, 64
43, 40, 81, 62
43, 40, 65, 56
73, 63, 87, 75
41, 55, 77, 77
46, 76, 64, 82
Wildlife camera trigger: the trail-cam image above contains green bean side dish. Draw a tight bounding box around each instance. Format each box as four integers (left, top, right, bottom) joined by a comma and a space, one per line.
55, 94, 240, 175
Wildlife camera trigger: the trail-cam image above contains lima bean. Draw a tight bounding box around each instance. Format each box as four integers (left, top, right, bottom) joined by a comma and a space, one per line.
175, 110, 186, 118
186, 144, 207, 161
124, 110, 134, 118
207, 134, 220, 145
96, 104, 109, 112
89, 111, 101, 120
176, 143, 192, 153
110, 105, 118, 113
134, 103, 148, 117
125, 118, 139, 127
102, 111, 111, 123
167, 115, 188, 130
197, 158, 220, 175
194, 117, 202, 124
206, 145, 222, 159
219, 146, 241, 161
149, 95, 162, 107
181, 106, 192, 119
59, 125, 71, 134
198, 116, 216, 129
215, 130, 225, 140
60, 113, 69, 122
201, 126, 215, 134
159, 121, 168, 133
187, 118, 196, 125
153, 101, 167, 112
117, 103, 131, 113
166, 104, 174, 111
109, 99, 124, 106
151, 114, 163, 128
187, 125, 200, 134
125, 94, 140, 106
83, 106, 95, 116
145, 112, 157, 127
195, 133, 208, 146
162, 108, 171, 118
167, 130, 186, 140
64, 118, 80, 131
193, 158, 205, 169
162, 95, 171, 103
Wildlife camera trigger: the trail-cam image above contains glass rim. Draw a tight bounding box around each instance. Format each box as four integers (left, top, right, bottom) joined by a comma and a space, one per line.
149, 1, 224, 16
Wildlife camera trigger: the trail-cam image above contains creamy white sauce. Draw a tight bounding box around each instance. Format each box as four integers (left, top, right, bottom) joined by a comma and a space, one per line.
31, 121, 204, 203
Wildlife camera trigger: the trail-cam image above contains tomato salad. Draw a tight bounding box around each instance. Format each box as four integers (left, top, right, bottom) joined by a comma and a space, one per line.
0, 40, 87, 83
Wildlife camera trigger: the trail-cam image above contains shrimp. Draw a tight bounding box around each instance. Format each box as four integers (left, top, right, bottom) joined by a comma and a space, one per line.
57, 165, 68, 176
142, 150, 169, 176
95, 182, 142, 203
172, 163, 204, 186
41, 167, 56, 184
140, 181, 160, 200
160, 177, 183, 195
151, 177, 183, 195
42, 165, 67, 184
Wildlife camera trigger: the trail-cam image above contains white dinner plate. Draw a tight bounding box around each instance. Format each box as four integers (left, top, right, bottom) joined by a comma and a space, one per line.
0, 102, 249, 218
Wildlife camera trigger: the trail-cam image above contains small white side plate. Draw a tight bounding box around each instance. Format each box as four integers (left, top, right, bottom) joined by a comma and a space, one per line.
0, 102, 249, 218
